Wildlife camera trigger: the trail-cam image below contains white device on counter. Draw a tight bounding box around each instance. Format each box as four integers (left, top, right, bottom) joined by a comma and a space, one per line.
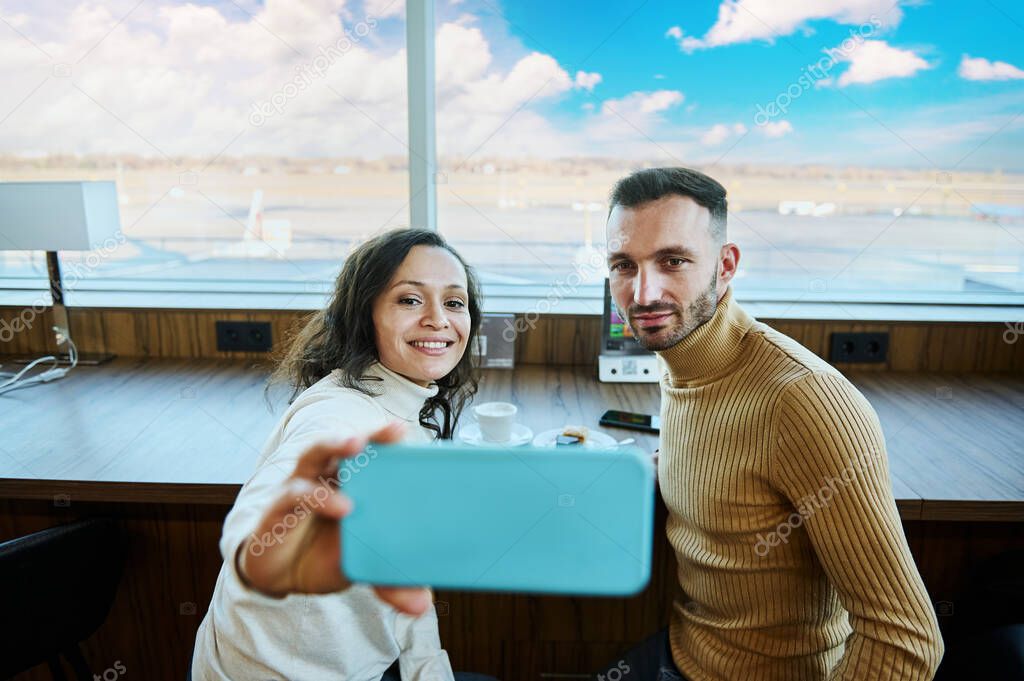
598, 354, 661, 382
599, 279, 660, 384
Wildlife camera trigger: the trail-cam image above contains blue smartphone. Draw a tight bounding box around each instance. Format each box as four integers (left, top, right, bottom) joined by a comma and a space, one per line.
340, 443, 655, 596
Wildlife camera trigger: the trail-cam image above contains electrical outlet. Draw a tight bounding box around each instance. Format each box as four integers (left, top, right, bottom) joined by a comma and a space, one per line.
215, 321, 272, 352
829, 332, 889, 363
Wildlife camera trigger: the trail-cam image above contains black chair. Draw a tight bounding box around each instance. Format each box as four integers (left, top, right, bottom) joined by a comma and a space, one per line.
0, 518, 126, 680
936, 550, 1024, 681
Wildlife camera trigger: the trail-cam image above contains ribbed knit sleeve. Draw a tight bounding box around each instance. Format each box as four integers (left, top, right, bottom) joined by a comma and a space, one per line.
771, 372, 944, 680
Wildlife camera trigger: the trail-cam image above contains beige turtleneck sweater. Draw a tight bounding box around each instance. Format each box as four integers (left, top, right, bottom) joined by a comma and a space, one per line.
656, 287, 943, 681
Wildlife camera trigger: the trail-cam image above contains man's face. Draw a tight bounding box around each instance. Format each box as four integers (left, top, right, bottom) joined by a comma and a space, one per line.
606, 195, 723, 352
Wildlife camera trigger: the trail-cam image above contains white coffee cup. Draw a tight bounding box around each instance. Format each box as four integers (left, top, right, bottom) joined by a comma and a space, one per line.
473, 401, 518, 442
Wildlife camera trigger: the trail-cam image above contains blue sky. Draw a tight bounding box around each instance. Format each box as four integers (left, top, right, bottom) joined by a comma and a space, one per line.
426, 0, 1024, 171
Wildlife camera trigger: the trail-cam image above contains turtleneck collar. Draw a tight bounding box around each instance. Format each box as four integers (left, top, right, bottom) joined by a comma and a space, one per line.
656, 287, 755, 387
350, 362, 439, 426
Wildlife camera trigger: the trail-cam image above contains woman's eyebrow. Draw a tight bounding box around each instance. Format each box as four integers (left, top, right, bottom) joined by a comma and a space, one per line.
390, 280, 466, 291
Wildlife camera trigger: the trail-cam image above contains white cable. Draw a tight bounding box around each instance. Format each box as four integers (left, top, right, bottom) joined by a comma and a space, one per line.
0, 327, 77, 395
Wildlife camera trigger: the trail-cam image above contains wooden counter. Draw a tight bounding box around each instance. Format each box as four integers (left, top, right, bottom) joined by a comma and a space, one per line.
1, 358, 1022, 680
1, 359, 1021, 520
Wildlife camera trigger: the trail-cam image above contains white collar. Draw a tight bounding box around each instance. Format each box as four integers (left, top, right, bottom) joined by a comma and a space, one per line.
355, 362, 440, 425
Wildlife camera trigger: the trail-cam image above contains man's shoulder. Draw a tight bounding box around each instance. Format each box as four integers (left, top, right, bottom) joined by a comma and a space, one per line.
745, 320, 849, 393
744, 322, 877, 425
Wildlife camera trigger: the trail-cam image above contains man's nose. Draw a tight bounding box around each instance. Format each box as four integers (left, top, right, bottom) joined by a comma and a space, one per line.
633, 268, 664, 307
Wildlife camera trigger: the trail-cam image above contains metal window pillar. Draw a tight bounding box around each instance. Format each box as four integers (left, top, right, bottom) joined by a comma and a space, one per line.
406, 0, 438, 231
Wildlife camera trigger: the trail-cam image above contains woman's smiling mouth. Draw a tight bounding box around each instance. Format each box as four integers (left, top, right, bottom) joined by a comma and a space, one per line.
409, 338, 456, 355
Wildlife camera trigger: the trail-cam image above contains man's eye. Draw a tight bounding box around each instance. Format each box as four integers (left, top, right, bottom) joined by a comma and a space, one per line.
667, 258, 686, 267
610, 261, 634, 272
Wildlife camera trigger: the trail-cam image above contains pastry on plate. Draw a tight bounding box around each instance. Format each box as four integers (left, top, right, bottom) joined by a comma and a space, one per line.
559, 425, 588, 445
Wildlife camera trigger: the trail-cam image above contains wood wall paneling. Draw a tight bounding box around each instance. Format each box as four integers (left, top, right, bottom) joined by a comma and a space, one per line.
3, 499, 1021, 681
3, 306, 1021, 373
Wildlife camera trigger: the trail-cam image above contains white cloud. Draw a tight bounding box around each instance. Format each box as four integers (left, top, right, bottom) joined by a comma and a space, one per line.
831, 40, 930, 86
364, 0, 404, 19
436, 21, 493, 86
0, 2, 613, 159
701, 123, 731, 146
669, 0, 899, 52
601, 89, 684, 116
574, 70, 602, 91
760, 120, 793, 138
577, 90, 693, 158
958, 54, 1024, 81
701, 121, 748, 145
0, 3, 777, 162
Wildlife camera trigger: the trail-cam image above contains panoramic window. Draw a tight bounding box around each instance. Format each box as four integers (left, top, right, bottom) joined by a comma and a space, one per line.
0, 0, 409, 304
435, 0, 1024, 308
1, 0, 1022, 311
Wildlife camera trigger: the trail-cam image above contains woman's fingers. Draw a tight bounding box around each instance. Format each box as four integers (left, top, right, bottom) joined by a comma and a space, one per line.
372, 585, 433, 616
271, 477, 352, 523
290, 422, 405, 482
241, 422, 410, 597
241, 478, 351, 595
291, 438, 365, 480
367, 421, 406, 444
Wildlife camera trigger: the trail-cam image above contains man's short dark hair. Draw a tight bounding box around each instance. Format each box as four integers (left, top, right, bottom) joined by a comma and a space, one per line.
609, 167, 728, 243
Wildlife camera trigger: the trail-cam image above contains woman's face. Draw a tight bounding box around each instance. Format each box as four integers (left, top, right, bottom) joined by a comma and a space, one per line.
372, 245, 472, 386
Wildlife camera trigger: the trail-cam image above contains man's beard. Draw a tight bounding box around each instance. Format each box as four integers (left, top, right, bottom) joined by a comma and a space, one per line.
627, 272, 718, 352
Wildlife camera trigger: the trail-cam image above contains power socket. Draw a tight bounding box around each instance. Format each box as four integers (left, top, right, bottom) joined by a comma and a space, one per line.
829, 332, 889, 363
216, 321, 272, 352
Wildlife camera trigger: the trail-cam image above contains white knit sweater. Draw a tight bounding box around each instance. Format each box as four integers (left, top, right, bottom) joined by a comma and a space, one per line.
192, 363, 454, 681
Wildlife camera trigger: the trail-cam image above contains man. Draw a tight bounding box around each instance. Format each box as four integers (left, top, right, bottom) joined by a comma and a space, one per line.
596, 167, 943, 681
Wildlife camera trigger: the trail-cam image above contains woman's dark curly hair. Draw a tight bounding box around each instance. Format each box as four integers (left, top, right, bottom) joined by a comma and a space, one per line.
270, 228, 482, 439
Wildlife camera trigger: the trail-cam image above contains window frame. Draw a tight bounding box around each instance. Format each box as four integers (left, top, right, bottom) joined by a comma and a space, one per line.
0, 0, 1022, 323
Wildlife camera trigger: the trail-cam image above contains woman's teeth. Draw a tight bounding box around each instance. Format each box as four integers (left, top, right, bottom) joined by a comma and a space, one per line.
412, 341, 449, 349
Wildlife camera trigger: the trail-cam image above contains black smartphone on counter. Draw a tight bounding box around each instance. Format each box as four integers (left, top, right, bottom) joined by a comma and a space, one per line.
599, 409, 660, 434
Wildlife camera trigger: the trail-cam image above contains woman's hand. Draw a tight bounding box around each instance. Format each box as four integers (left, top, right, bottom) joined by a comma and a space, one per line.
237, 421, 434, 616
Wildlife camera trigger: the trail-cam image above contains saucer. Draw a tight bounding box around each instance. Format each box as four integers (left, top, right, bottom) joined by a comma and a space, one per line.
532, 428, 618, 450
458, 423, 534, 447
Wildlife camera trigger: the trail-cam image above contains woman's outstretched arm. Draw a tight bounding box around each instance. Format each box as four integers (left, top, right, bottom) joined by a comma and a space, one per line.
235, 421, 434, 615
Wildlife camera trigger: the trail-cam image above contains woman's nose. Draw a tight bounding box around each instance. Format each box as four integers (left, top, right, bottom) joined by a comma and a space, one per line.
422, 303, 450, 329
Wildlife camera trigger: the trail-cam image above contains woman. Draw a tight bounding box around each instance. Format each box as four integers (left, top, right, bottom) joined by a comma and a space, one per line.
192, 229, 491, 680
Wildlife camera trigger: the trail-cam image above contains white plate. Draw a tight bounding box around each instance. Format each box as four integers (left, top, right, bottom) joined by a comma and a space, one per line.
458, 423, 534, 447
532, 428, 618, 450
